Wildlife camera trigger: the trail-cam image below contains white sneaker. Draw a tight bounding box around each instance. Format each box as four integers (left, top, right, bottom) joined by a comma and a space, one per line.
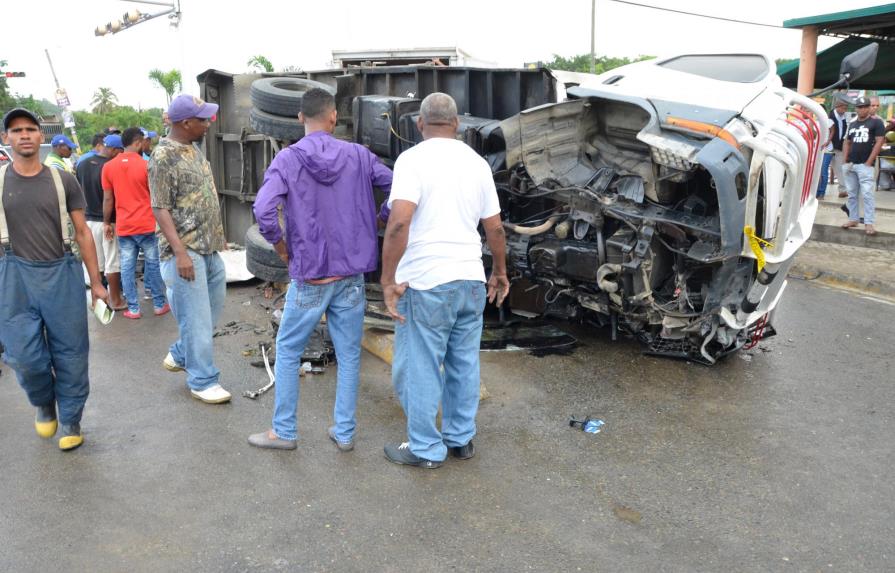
163, 352, 184, 372
191, 384, 231, 404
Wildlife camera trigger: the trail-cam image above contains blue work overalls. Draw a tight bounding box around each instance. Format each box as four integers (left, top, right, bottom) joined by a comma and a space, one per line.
0, 165, 90, 426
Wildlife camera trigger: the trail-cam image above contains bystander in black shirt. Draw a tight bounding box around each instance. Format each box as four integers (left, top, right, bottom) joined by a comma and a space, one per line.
75, 154, 112, 222
846, 116, 885, 165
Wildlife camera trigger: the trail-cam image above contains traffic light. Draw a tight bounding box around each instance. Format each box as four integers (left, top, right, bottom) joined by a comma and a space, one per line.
3, 72, 26, 78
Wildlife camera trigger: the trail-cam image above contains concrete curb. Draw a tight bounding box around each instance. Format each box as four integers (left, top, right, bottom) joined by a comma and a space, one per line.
810, 224, 895, 250
789, 261, 895, 301
819, 199, 895, 215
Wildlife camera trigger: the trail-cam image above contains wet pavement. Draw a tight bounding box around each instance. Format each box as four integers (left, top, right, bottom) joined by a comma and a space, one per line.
1, 279, 893, 572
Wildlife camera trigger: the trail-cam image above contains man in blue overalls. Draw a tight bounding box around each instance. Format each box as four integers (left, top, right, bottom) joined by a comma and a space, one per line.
0, 108, 108, 451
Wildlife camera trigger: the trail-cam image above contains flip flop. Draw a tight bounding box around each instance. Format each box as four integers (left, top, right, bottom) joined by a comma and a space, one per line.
865, 226, 877, 236
111, 305, 128, 311
841, 221, 859, 229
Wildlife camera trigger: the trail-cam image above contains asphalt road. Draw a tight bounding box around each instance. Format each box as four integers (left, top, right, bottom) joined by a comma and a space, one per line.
1, 279, 893, 572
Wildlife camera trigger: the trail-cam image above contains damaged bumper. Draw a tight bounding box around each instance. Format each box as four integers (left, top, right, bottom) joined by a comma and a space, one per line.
485, 78, 827, 363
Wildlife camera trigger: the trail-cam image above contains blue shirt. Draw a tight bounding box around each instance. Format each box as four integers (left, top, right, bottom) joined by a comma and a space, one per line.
76, 150, 97, 167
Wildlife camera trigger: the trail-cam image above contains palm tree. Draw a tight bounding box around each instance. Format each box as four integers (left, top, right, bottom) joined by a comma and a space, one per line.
148, 68, 183, 105
247, 55, 274, 73
90, 87, 118, 114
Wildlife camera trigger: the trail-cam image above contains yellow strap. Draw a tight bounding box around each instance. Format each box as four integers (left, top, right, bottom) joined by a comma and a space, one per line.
744, 225, 774, 272
48, 167, 73, 246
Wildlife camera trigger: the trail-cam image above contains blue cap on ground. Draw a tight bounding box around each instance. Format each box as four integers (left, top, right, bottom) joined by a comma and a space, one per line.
167, 94, 219, 123
103, 134, 124, 149
51, 134, 77, 149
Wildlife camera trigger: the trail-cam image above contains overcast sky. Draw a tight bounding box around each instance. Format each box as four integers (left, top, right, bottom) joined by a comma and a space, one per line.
3, 0, 870, 111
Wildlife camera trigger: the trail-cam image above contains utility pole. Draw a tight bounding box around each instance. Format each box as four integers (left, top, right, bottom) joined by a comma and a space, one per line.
590, 0, 596, 74
44, 49, 81, 152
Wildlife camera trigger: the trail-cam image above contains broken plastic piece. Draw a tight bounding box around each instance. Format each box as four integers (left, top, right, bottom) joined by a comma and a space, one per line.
569, 416, 605, 434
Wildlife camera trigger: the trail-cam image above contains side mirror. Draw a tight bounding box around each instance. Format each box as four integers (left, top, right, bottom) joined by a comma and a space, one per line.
840, 43, 878, 83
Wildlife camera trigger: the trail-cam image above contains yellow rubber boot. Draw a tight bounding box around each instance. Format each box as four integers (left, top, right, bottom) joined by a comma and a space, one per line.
58, 424, 83, 451
34, 404, 58, 439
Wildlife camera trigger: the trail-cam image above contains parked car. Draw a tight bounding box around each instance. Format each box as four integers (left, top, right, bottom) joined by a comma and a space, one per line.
200, 46, 875, 363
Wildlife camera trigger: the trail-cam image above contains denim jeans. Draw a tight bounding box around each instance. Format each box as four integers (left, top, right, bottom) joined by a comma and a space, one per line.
393, 280, 486, 462
118, 232, 167, 313
272, 275, 365, 442
0, 252, 90, 425
160, 250, 226, 391
844, 163, 876, 224
816, 152, 834, 198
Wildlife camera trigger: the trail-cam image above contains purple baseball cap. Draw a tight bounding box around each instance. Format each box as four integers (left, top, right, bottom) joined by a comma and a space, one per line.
167, 94, 219, 123
51, 134, 77, 149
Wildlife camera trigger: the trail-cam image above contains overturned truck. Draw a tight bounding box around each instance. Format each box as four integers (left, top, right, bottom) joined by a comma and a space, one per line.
199, 53, 834, 363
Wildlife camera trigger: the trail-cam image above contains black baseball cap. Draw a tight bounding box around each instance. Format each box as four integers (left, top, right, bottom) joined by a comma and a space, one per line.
854, 96, 871, 108
2, 108, 41, 131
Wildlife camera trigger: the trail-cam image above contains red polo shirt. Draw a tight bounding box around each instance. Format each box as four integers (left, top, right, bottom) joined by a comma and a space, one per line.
101, 151, 156, 236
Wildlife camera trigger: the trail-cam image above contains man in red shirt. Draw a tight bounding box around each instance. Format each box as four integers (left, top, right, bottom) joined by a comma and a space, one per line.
102, 127, 169, 318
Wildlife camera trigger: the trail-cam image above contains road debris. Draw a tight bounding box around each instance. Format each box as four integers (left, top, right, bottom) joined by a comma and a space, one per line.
243, 343, 275, 399
569, 416, 605, 434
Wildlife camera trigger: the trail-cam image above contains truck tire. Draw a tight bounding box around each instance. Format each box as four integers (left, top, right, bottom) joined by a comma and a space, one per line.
250, 77, 335, 118
250, 108, 305, 142
247, 257, 290, 284
245, 224, 290, 283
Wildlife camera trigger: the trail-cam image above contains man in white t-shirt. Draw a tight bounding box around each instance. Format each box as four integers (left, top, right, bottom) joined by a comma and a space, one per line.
380, 92, 509, 469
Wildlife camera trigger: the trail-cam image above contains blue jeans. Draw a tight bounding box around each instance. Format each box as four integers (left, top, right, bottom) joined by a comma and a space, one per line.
393, 280, 486, 462
160, 250, 226, 391
272, 275, 365, 442
844, 163, 876, 224
0, 252, 89, 425
118, 233, 167, 313
816, 152, 834, 197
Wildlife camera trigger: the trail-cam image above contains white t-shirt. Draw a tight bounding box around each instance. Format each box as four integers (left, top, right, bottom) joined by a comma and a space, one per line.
388, 137, 501, 290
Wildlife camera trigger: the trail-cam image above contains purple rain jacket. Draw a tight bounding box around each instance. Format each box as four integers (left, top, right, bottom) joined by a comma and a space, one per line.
253, 131, 392, 281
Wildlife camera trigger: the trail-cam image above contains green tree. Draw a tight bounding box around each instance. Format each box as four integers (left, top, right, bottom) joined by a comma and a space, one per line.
247, 55, 274, 73
148, 68, 182, 105
73, 106, 165, 149
545, 53, 654, 74
0, 59, 17, 113
90, 87, 118, 115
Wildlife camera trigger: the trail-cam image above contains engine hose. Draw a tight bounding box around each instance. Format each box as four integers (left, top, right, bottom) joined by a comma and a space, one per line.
596, 263, 622, 293
699, 320, 719, 365
504, 215, 561, 236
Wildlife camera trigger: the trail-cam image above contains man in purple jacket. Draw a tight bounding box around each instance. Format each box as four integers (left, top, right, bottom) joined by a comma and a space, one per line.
248, 88, 392, 451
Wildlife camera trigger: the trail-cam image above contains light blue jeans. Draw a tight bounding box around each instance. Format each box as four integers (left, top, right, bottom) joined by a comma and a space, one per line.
844, 163, 876, 224
272, 275, 365, 442
160, 250, 226, 391
393, 280, 486, 462
118, 232, 167, 313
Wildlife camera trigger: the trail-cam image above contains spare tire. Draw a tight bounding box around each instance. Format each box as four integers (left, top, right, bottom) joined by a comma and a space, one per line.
250, 77, 336, 117
245, 224, 290, 283
250, 108, 305, 142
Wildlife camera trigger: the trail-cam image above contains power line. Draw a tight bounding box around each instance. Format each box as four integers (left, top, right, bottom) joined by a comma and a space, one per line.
607, 0, 786, 29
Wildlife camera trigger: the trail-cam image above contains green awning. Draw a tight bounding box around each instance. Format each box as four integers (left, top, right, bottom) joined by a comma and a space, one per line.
776, 37, 895, 90
783, 4, 895, 33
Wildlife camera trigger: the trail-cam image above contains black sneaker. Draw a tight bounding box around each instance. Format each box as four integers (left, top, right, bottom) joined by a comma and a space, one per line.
384, 442, 442, 469
449, 440, 475, 460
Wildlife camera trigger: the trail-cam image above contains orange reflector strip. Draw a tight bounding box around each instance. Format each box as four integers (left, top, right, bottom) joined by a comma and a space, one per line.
666, 117, 739, 148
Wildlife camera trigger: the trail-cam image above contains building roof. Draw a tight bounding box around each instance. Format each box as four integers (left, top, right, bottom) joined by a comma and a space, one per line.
783, 4, 895, 39
779, 4, 895, 90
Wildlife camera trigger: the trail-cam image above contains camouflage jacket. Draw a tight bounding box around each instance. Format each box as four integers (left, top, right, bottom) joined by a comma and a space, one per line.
148, 137, 225, 259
